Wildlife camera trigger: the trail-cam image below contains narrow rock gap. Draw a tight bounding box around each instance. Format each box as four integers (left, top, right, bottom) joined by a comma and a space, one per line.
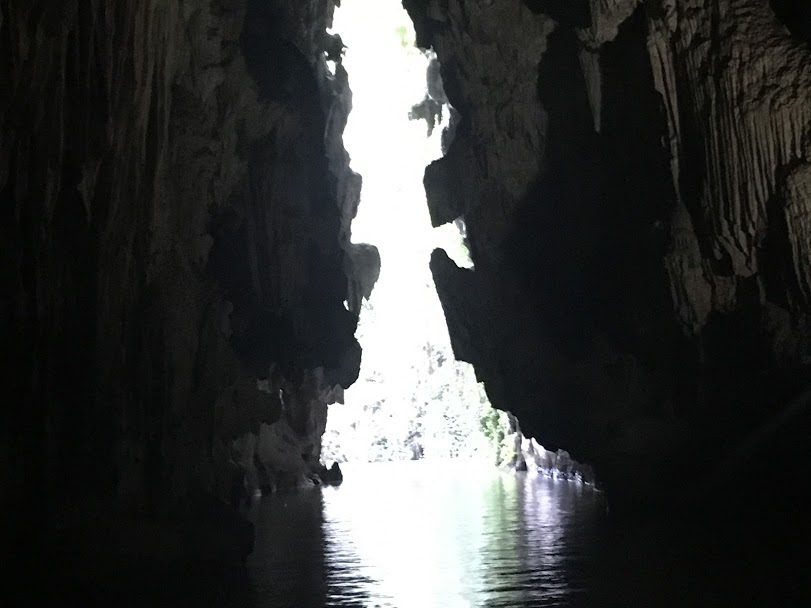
321, 0, 495, 465
316, 0, 592, 485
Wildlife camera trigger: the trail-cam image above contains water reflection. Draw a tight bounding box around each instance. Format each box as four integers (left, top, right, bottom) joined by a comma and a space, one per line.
249, 490, 329, 607
249, 461, 603, 607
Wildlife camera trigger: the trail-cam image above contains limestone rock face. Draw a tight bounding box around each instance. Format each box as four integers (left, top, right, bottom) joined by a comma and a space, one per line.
0, 0, 371, 538
4, 0, 811, 541
408, 0, 811, 506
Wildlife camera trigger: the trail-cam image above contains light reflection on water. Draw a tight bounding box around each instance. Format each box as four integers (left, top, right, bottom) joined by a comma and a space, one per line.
249, 460, 603, 607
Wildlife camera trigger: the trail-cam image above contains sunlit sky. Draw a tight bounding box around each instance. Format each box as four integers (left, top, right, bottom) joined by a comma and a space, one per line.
335, 1, 443, 246
332, 0, 464, 385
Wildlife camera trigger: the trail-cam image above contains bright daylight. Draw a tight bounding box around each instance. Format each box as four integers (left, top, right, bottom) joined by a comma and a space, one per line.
320, 0, 509, 465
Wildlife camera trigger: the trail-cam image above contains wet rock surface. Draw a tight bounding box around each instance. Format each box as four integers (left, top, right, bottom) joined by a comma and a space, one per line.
317, 461, 344, 485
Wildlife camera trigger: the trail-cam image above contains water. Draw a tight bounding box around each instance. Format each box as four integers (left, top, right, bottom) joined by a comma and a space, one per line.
248, 461, 604, 608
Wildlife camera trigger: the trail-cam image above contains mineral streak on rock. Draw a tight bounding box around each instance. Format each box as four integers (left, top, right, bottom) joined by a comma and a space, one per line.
0, 0, 373, 542
406, 0, 811, 508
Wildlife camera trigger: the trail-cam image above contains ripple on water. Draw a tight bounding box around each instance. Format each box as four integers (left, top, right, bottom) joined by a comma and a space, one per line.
248, 461, 604, 607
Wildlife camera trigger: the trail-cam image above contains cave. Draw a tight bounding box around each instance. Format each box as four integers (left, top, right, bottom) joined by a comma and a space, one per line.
2, 0, 811, 605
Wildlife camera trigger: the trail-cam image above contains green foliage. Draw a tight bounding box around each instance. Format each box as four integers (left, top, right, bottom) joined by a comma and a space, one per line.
321, 333, 506, 464
480, 408, 514, 465
480, 408, 504, 446
395, 25, 412, 48
321, 224, 507, 465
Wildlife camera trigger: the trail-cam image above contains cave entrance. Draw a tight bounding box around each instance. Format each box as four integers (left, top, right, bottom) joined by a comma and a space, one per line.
320, 0, 503, 464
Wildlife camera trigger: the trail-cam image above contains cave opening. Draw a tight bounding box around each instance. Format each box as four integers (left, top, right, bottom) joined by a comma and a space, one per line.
315, 0, 593, 483
319, 0, 495, 466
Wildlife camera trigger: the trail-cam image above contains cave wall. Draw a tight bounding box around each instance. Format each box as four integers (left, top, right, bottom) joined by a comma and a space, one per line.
4, 0, 811, 537
406, 0, 811, 507
0, 0, 373, 540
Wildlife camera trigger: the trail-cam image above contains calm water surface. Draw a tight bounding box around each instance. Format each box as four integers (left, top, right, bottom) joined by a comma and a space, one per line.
248, 461, 604, 608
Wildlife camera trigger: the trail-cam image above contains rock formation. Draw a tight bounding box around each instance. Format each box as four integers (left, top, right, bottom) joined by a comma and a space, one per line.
405, 0, 811, 510
0, 0, 378, 574
4, 1, 811, 590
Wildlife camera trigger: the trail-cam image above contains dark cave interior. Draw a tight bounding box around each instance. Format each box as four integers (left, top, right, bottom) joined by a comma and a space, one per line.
2, 0, 811, 604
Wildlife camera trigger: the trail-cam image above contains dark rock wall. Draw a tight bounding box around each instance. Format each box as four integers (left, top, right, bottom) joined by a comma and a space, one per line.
407, 0, 811, 507
4, 0, 810, 543
0, 0, 372, 542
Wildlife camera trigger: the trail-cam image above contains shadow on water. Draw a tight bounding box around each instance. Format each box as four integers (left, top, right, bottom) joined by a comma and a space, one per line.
248, 488, 334, 608
40, 512, 255, 608
49, 460, 809, 606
